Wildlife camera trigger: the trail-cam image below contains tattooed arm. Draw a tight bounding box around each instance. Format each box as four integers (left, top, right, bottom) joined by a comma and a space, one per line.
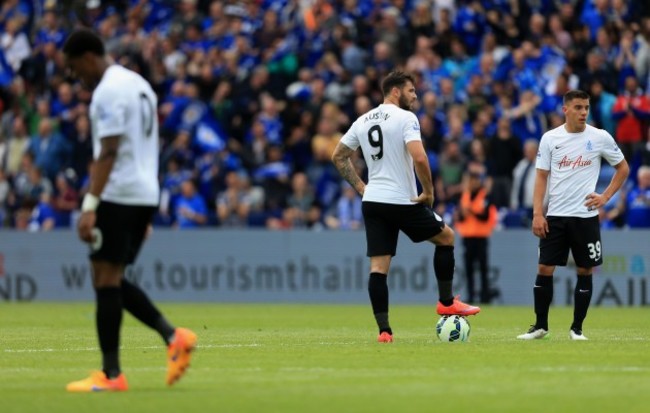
332, 141, 365, 196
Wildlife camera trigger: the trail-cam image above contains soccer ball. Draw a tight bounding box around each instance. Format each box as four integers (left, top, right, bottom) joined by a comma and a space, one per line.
436, 315, 470, 342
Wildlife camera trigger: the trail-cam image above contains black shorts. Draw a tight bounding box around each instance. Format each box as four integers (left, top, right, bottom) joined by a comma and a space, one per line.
90, 201, 156, 265
362, 201, 446, 257
539, 215, 603, 268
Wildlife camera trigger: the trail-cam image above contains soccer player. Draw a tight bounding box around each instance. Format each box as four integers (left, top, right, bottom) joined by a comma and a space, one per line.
63, 29, 197, 391
332, 71, 480, 343
517, 90, 629, 341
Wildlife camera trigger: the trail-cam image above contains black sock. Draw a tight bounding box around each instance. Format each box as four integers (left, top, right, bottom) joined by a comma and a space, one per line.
434, 246, 454, 305
368, 272, 391, 334
96, 287, 123, 379
533, 275, 553, 331
572, 274, 593, 331
122, 279, 176, 344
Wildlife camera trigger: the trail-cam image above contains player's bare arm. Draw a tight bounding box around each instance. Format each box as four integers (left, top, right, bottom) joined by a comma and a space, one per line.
532, 168, 549, 239
78, 135, 120, 243
407, 140, 434, 207
332, 141, 366, 196
584, 159, 630, 211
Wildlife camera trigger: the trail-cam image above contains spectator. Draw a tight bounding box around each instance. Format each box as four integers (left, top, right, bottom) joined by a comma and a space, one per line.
311, 105, 344, 163
9, 163, 52, 224
625, 165, 650, 228
268, 171, 321, 230
50, 81, 79, 139
0, 16, 30, 72
28, 117, 71, 182
510, 139, 540, 225
3, 114, 29, 176
324, 181, 363, 230
69, 114, 92, 185
174, 179, 208, 229
488, 118, 523, 209
216, 170, 252, 227
588, 79, 617, 135
436, 139, 465, 205
614, 29, 639, 90
159, 156, 192, 226
52, 169, 78, 228
454, 162, 498, 303
638, 127, 650, 167
338, 30, 368, 76
26, 191, 55, 232
612, 75, 650, 162
0, 168, 8, 225
254, 143, 291, 216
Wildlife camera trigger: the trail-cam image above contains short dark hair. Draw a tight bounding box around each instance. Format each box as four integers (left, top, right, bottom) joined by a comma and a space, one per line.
62, 29, 105, 58
381, 71, 415, 96
563, 90, 590, 105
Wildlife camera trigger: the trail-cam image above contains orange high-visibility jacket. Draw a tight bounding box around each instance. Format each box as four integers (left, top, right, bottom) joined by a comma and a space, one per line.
455, 188, 498, 238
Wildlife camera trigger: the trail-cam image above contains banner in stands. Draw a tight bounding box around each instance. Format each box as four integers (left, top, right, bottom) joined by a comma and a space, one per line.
1, 230, 648, 306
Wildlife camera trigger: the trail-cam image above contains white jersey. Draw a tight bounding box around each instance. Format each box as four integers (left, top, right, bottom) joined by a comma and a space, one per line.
340, 103, 422, 204
90, 65, 160, 206
536, 124, 624, 217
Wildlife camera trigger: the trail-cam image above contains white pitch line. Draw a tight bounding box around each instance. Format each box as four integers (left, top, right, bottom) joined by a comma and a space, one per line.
535, 366, 649, 372
3, 343, 261, 353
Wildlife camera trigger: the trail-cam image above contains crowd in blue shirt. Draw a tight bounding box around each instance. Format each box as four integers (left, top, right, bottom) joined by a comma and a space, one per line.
0, 0, 649, 231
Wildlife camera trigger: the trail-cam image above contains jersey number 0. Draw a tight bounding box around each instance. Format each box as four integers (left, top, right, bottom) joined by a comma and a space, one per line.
139, 92, 154, 139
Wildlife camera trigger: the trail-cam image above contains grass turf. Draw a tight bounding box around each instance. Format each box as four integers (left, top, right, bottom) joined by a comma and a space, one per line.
1, 303, 649, 412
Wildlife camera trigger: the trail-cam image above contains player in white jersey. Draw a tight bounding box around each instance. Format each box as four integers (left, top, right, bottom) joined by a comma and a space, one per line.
517, 90, 629, 341
62, 29, 196, 392
332, 71, 480, 343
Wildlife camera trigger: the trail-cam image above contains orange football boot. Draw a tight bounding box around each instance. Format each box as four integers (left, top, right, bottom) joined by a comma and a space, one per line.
166, 327, 198, 386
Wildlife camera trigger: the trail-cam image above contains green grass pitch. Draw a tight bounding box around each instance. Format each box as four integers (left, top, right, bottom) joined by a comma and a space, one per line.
1, 303, 649, 412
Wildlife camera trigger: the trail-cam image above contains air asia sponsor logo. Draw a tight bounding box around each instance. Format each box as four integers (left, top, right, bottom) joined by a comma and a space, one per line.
558, 155, 592, 169
556, 276, 650, 306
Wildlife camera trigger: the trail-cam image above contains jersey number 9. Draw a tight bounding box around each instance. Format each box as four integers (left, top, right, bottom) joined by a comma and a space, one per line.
368, 125, 383, 160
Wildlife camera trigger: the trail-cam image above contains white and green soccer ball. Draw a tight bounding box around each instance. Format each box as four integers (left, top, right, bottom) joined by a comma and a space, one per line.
436, 315, 470, 342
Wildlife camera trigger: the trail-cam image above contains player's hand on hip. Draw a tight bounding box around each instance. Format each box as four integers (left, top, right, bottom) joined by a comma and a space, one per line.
77, 211, 97, 243
532, 215, 548, 239
411, 192, 434, 208
584, 192, 606, 211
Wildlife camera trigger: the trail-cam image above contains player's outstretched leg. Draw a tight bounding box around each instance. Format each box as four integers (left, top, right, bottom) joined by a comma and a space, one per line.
166, 327, 198, 386
432, 243, 481, 316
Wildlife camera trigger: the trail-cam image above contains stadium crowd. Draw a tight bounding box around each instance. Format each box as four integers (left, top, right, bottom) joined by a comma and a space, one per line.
0, 0, 649, 231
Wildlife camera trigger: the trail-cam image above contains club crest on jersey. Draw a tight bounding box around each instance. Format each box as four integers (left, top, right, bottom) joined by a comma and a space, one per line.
558, 155, 592, 169
97, 105, 110, 121
586, 140, 593, 151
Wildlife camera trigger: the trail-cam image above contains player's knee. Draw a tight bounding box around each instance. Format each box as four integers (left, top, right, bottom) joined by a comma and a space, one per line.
431, 226, 455, 247
91, 262, 124, 288
537, 264, 555, 276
